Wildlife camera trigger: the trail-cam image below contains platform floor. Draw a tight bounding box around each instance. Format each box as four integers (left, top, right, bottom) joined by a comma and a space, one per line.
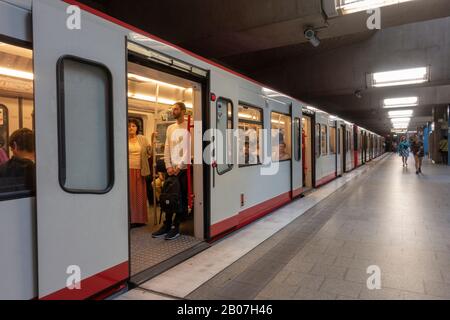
119, 154, 450, 300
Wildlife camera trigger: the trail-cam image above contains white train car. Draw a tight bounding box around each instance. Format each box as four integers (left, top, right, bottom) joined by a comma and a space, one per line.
344, 123, 355, 172
314, 112, 338, 187
0, 0, 384, 300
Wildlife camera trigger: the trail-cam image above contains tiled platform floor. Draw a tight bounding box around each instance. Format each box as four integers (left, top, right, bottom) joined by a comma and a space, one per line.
186, 155, 450, 300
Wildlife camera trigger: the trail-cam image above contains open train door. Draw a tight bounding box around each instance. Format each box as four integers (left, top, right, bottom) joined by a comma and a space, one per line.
33, 0, 129, 299
291, 102, 302, 198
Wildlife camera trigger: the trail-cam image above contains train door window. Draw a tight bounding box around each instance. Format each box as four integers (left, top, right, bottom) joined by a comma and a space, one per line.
238, 104, 263, 166
294, 118, 301, 161
271, 112, 291, 162
315, 123, 321, 157
330, 126, 336, 154
0, 42, 35, 199
216, 98, 233, 174
57, 57, 113, 193
321, 125, 328, 156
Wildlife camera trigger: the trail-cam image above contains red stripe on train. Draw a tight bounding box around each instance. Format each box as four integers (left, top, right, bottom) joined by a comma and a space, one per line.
210, 191, 292, 238
40, 261, 128, 300
315, 173, 337, 188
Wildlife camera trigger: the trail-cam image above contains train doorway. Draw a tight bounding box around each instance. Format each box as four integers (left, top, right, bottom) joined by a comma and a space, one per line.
302, 114, 313, 191
127, 43, 209, 284
340, 124, 345, 175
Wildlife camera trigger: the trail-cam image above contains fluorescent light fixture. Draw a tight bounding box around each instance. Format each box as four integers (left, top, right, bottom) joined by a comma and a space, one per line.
128, 73, 187, 90
371, 67, 428, 88
388, 110, 413, 118
391, 117, 411, 123
238, 113, 254, 120
391, 129, 407, 133
383, 96, 418, 108
128, 92, 192, 108
0, 66, 34, 80
338, 0, 415, 15
392, 122, 409, 128
271, 119, 286, 125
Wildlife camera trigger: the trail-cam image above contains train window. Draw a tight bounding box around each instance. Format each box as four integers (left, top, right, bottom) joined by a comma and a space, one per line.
330, 126, 336, 154
238, 104, 263, 166
321, 125, 328, 156
315, 123, 321, 158
57, 56, 113, 193
294, 118, 301, 161
271, 112, 291, 162
0, 42, 35, 200
216, 98, 233, 174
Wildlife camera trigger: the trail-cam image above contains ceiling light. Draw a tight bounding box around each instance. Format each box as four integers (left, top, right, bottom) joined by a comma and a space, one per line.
391, 117, 411, 123
238, 113, 255, 120
128, 73, 187, 90
0, 66, 34, 80
338, 0, 415, 15
383, 96, 418, 108
371, 67, 428, 88
392, 122, 409, 128
388, 110, 413, 118
271, 119, 286, 125
128, 92, 192, 108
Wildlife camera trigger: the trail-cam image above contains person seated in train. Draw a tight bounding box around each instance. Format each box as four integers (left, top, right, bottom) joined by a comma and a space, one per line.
128, 119, 152, 229
242, 141, 259, 165
152, 102, 190, 241
0, 128, 35, 192
0, 136, 8, 166
272, 142, 291, 161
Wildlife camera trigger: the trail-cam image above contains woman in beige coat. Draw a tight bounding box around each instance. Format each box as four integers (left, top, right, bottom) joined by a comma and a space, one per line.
128, 119, 152, 226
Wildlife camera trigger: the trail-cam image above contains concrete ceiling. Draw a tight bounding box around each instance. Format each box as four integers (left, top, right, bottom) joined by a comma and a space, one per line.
80, 0, 450, 135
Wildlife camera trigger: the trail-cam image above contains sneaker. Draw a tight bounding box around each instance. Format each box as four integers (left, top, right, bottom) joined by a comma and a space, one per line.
416, 171, 419, 175
152, 225, 170, 238
165, 226, 180, 240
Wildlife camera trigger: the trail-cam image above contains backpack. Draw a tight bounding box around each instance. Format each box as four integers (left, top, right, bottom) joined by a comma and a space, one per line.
159, 175, 182, 214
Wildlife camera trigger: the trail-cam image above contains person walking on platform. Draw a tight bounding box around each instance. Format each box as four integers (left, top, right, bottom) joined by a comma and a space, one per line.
439, 135, 448, 165
411, 135, 424, 174
398, 136, 410, 167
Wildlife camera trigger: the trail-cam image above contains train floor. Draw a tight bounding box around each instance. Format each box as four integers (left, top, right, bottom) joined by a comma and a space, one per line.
118, 153, 450, 300
130, 207, 200, 277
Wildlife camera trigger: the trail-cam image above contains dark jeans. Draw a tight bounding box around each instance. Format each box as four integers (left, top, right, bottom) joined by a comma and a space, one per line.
442, 151, 448, 165
164, 169, 188, 228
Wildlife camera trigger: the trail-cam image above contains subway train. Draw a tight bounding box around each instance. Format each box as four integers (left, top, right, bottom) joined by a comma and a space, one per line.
0, 0, 384, 300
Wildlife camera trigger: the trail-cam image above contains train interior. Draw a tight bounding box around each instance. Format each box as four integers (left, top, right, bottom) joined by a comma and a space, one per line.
0, 42, 33, 156
301, 115, 313, 191
127, 58, 204, 280
0, 41, 34, 186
